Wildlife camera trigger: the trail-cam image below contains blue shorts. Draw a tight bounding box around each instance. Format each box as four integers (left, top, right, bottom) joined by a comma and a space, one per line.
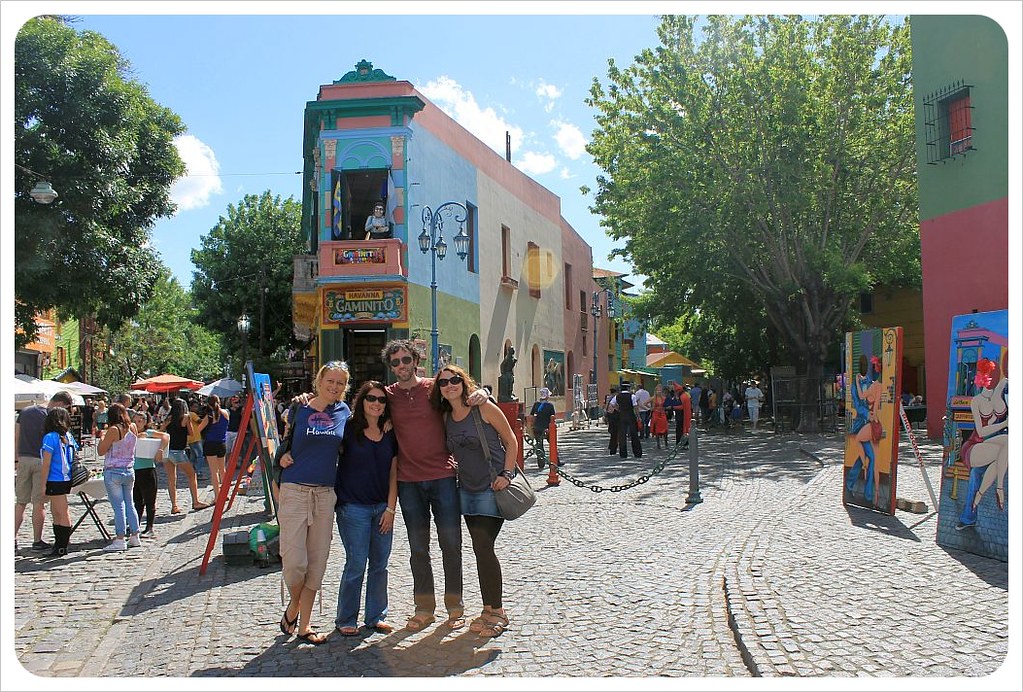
166, 449, 190, 464
459, 488, 501, 518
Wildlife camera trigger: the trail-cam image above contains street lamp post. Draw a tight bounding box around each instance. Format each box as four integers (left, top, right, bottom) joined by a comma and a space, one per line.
590, 289, 616, 389
237, 313, 251, 384
418, 202, 470, 373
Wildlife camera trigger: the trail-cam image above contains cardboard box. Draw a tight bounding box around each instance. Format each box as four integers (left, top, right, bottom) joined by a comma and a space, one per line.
222, 530, 253, 566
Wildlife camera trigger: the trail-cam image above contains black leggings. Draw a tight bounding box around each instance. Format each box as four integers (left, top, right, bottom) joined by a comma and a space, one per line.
463, 514, 504, 608
133, 467, 158, 531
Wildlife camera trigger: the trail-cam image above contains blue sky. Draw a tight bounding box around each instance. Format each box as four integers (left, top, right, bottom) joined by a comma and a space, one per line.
24, 8, 673, 291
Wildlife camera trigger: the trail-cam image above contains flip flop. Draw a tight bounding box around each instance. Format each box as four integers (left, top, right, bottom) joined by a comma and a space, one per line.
280, 608, 298, 635
336, 626, 360, 637
369, 622, 394, 634
192, 502, 211, 511
296, 630, 329, 645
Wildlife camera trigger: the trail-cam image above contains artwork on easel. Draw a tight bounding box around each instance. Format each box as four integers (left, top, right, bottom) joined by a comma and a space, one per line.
935, 310, 1008, 561
247, 365, 283, 515
842, 327, 903, 515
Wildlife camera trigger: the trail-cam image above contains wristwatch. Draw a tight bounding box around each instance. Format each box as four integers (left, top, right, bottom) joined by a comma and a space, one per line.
500, 469, 516, 480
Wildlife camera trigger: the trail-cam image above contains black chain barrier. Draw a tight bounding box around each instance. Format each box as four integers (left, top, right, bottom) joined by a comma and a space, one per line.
522, 431, 683, 493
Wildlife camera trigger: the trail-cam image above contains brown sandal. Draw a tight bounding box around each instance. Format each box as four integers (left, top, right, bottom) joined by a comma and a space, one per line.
404, 613, 435, 632
477, 612, 509, 638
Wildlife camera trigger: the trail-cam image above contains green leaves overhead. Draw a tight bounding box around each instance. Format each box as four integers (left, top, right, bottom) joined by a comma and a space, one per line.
587, 15, 917, 376
14, 16, 186, 347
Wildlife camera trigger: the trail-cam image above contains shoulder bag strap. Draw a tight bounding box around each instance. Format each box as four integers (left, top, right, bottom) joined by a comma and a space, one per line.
469, 407, 496, 485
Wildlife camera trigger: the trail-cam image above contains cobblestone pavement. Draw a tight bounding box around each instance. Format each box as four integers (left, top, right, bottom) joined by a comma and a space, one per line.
8, 422, 1015, 685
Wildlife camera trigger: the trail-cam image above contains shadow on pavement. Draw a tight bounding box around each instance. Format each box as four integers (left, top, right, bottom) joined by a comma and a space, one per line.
194, 625, 499, 677
120, 556, 269, 617
843, 505, 922, 542
939, 546, 1010, 590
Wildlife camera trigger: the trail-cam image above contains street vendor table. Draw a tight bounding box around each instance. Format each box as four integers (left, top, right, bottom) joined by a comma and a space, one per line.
71, 476, 111, 542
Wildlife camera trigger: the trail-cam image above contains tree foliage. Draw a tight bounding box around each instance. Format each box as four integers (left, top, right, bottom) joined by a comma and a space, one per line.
190, 192, 305, 372
92, 270, 224, 395
14, 16, 186, 348
587, 15, 917, 385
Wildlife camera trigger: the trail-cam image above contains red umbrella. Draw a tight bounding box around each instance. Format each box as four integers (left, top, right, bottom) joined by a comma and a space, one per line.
130, 374, 205, 393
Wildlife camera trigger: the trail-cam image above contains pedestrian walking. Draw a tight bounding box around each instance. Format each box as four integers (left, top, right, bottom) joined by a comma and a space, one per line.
650, 386, 669, 449
432, 364, 518, 638
277, 361, 352, 645
198, 395, 230, 496
671, 384, 693, 447
745, 381, 764, 430
604, 387, 620, 455
633, 383, 653, 438
615, 383, 642, 458
159, 398, 210, 514
334, 380, 398, 637
527, 387, 556, 468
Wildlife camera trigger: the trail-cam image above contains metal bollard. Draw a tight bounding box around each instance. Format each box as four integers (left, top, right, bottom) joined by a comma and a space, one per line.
686, 412, 702, 504
546, 419, 560, 486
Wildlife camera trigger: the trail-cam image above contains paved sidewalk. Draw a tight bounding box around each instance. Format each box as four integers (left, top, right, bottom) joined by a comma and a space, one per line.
8, 424, 1014, 685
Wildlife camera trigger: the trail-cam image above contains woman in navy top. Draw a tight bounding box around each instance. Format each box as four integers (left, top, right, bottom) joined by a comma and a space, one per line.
276, 361, 351, 644
333, 380, 398, 636
198, 394, 230, 495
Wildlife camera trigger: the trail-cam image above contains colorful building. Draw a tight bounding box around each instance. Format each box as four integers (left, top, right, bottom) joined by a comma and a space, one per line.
910, 16, 1009, 438
293, 61, 605, 411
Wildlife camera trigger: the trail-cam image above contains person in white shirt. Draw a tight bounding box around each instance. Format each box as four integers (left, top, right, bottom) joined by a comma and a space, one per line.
744, 381, 764, 430
633, 385, 653, 438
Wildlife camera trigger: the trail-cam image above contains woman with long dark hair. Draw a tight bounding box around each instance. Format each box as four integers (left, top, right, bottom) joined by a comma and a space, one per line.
159, 398, 210, 513
132, 410, 168, 539
97, 402, 141, 551
334, 380, 398, 636
40, 407, 78, 557
430, 363, 518, 638
198, 394, 230, 495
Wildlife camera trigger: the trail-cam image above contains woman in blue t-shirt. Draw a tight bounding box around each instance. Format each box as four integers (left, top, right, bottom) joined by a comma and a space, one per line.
333, 380, 398, 636
40, 406, 79, 557
275, 361, 352, 645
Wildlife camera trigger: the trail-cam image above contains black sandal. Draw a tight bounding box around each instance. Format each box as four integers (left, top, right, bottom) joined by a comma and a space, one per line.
296, 630, 329, 645
280, 608, 298, 635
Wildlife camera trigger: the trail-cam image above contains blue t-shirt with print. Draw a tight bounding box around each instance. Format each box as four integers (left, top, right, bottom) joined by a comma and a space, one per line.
41, 431, 78, 482
281, 401, 351, 487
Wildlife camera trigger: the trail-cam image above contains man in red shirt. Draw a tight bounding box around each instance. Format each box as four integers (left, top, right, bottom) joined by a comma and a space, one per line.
382, 340, 488, 632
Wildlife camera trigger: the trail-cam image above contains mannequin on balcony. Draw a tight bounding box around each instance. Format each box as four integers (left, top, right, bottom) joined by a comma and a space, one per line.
364, 202, 392, 240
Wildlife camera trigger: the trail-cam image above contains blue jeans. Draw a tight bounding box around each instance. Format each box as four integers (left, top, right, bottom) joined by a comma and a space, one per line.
335, 502, 393, 629
397, 477, 463, 617
188, 441, 206, 477
103, 468, 139, 538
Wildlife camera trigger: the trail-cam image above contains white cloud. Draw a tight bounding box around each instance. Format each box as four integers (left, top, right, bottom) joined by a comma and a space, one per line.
420, 76, 524, 157
559, 167, 573, 180
169, 134, 222, 212
535, 80, 562, 112
552, 120, 588, 160
516, 151, 557, 176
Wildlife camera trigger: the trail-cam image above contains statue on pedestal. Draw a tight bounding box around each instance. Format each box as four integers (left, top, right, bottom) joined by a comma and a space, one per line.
498, 346, 518, 403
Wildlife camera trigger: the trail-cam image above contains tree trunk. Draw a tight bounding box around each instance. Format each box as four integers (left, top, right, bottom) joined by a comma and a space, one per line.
794, 355, 827, 434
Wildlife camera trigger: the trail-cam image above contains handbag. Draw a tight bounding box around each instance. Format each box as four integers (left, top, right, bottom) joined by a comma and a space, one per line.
470, 408, 535, 520
69, 445, 90, 487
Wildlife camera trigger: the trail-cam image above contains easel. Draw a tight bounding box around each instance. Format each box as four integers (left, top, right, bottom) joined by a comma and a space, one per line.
199, 388, 278, 575
199, 368, 282, 577
899, 402, 939, 512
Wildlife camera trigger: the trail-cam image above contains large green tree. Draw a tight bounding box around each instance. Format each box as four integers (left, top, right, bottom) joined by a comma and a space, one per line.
587, 15, 918, 425
14, 16, 186, 348
93, 270, 223, 394
190, 191, 304, 371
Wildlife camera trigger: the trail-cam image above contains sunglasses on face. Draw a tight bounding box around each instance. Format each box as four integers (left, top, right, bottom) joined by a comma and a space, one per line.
389, 355, 414, 367
363, 394, 386, 404
437, 375, 464, 388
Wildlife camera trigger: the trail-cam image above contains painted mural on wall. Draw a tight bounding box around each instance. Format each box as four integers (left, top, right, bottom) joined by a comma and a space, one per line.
936, 310, 1008, 561
843, 327, 903, 515
543, 350, 565, 398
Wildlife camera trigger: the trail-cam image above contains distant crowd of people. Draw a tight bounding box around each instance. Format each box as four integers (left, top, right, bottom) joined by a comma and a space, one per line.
601, 379, 767, 458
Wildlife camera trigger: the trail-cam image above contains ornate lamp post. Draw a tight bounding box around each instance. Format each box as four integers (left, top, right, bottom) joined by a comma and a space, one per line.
237, 313, 251, 382
590, 289, 617, 388
418, 202, 470, 373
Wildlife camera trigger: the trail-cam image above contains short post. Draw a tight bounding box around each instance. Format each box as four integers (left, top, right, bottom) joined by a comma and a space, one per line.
686, 411, 702, 504
546, 419, 560, 486
497, 401, 525, 471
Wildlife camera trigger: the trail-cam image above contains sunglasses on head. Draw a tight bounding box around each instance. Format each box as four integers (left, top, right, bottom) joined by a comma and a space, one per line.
363, 394, 386, 404
437, 374, 464, 387
389, 355, 414, 367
